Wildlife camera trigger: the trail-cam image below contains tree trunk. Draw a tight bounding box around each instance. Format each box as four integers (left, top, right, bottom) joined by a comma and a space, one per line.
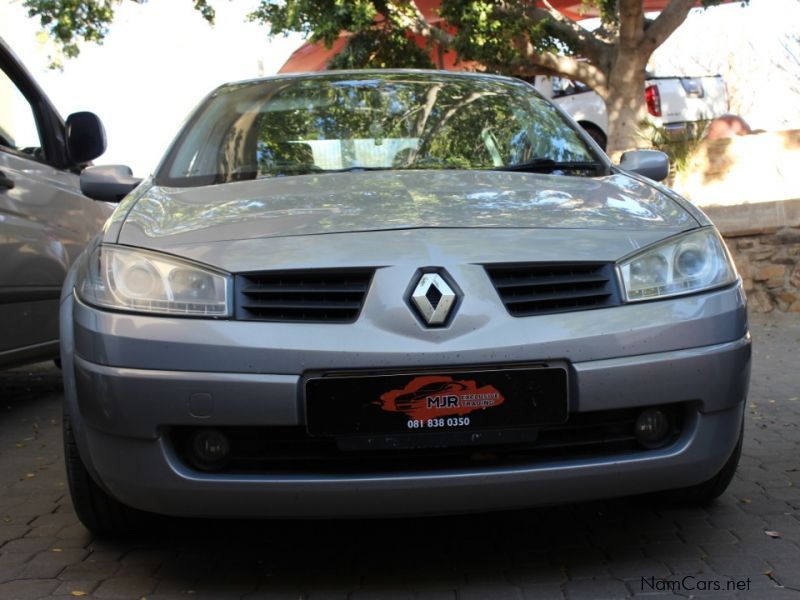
603, 50, 650, 155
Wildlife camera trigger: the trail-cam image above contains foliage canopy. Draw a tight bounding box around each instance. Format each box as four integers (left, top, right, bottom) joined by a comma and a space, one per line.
22, 0, 735, 150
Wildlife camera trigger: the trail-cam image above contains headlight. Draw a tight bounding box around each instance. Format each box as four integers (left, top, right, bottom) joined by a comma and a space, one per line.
77, 245, 231, 316
618, 228, 736, 302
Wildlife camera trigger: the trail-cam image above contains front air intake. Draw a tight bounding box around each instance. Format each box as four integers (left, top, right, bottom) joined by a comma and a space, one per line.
234, 269, 374, 323
484, 262, 621, 317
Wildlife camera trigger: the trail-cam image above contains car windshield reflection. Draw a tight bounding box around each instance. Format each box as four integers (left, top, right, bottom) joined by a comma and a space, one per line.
158, 72, 601, 187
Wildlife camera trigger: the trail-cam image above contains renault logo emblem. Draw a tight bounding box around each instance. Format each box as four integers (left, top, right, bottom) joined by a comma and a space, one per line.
409, 271, 458, 326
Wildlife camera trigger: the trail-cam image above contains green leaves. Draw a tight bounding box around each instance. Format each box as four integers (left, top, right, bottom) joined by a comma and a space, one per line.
438, 1, 573, 75
439, 1, 518, 71
24, 0, 121, 58
328, 29, 434, 69
250, 0, 379, 47
22, 0, 215, 59
192, 0, 215, 23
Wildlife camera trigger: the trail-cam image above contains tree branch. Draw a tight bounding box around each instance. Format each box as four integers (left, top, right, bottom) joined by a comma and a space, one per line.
640, 0, 695, 54
510, 43, 609, 97
518, 4, 611, 68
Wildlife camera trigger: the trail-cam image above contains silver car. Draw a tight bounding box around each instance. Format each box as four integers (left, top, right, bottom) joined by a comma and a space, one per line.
62, 71, 750, 535
1, 37, 110, 368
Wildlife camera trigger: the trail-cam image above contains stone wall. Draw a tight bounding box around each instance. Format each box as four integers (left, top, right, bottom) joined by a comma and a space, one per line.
725, 227, 800, 313
703, 200, 800, 313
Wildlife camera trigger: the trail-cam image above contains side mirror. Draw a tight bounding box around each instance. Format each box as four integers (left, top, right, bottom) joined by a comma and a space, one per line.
618, 149, 670, 182
80, 165, 142, 202
66, 112, 107, 165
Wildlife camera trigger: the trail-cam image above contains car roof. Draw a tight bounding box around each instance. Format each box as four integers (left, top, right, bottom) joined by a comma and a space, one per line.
213, 69, 529, 94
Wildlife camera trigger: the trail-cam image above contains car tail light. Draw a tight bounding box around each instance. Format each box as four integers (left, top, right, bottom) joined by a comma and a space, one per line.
645, 84, 661, 117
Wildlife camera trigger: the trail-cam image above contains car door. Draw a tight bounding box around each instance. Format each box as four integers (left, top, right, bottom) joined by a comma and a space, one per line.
0, 45, 111, 366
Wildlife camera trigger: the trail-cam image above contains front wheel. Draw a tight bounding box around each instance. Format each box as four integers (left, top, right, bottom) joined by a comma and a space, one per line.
63, 415, 149, 536
579, 123, 607, 151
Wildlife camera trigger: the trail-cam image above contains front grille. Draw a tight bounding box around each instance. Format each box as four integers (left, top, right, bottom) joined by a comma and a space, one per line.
169, 403, 687, 476
234, 269, 375, 323
484, 262, 621, 317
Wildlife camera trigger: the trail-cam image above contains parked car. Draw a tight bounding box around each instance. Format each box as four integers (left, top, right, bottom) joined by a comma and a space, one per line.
532, 74, 729, 149
0, 37, 111, 368
62, 70, 750, 535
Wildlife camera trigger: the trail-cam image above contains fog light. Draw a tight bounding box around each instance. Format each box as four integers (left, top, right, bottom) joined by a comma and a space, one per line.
189, 428, 230, 471
635, 409, 671, 448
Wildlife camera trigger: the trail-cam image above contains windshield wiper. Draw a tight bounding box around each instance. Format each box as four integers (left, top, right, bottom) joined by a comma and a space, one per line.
495, 159, 603, 174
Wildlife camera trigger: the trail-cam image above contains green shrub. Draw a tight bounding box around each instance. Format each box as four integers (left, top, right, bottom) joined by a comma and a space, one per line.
638, 119, 710, 176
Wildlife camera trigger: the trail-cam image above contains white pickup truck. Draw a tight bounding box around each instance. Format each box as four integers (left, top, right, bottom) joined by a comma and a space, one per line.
531, 75, 729, 150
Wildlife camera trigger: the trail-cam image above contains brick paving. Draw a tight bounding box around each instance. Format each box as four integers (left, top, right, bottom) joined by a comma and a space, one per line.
0, 312, 797, 599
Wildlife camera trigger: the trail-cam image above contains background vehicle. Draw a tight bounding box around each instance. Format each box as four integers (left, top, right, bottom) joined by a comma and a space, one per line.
0, 37, 111, 368
532, 74, 729, 149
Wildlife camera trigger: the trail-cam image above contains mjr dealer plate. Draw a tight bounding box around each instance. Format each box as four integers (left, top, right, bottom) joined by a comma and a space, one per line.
305, 367, 568, 437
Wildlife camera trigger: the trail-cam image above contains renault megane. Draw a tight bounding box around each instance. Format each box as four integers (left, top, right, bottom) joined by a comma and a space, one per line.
61, 71, 749, 535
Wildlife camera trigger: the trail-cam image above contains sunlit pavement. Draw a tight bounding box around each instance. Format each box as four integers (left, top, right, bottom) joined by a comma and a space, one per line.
0, 312, 797, 599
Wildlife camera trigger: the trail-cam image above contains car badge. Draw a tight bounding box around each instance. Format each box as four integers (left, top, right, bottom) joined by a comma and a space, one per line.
409, 272, 457, 326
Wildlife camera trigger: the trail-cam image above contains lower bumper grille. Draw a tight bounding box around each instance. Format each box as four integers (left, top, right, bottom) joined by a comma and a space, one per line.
170, 403, 688, 476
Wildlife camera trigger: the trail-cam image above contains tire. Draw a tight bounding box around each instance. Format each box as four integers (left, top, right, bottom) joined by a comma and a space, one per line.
662, 424, 743, 505
63, 415, 148, 536
579, 122, 607, 151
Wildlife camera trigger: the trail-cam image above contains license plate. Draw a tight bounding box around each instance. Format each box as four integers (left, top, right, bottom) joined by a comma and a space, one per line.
305, 367, 568, 437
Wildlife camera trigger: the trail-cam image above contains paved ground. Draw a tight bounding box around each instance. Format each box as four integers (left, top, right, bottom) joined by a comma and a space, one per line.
0, 312, 798, 600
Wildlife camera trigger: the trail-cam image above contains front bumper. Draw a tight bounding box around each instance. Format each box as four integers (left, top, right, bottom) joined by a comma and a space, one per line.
61, 284, 750, 517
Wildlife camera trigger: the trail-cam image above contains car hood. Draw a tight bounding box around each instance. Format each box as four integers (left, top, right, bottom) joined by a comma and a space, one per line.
116, 170, 698, 251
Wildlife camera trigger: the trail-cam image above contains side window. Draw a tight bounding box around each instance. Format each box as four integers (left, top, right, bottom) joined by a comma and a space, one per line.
551, 77, 570, 99
551, 77, 590, 99
0, 68, 45, 161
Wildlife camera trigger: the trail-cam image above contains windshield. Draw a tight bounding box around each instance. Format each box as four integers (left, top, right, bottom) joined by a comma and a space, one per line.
158, 72, 600, 187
